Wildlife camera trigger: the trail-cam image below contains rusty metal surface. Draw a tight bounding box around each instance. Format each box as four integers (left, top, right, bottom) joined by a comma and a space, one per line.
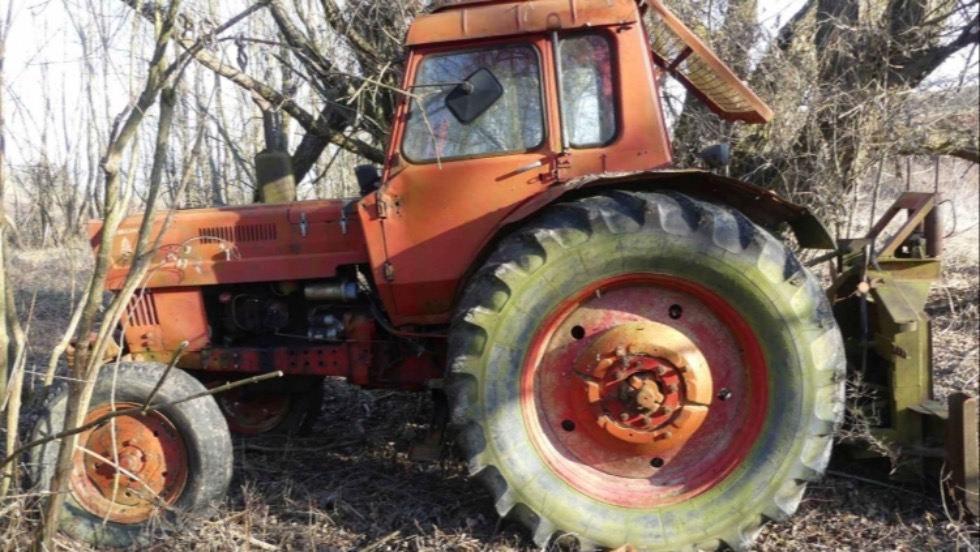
522, 274, 767, 507
123, 289, 209, 354
70, 402, 188, 524
948, 393, 979, 517
89, 199, 369, 291
408, 0, 639, 46
370, 21, 676, 325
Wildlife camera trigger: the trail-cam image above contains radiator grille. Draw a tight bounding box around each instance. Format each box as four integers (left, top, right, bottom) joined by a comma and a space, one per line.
126, 291, 159, 327
199, 223, 277, 244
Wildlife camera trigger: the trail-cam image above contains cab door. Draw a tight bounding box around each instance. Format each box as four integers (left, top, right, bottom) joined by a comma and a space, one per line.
370, 37, 559, 325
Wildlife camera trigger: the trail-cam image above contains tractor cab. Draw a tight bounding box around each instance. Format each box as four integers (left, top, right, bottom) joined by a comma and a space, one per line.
358, 0, 777, 325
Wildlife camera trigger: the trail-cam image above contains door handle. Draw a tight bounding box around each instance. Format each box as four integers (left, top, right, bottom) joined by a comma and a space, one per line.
511, 160, 544, 176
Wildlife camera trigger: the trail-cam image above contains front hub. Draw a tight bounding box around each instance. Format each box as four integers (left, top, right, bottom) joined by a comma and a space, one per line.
576, 322, 712, 453
70, 403, 188, 523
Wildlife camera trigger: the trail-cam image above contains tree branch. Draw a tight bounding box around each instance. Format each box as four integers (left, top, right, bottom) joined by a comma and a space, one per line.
892, 13, 980, 85
117, 0, 385, 167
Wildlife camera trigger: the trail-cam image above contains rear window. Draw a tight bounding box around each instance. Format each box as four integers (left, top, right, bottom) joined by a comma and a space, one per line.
560, 34, 617, 147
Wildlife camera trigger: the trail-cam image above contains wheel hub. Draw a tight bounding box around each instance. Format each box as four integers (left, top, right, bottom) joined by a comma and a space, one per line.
576, 322, 713, 449
71, 403, 189, 523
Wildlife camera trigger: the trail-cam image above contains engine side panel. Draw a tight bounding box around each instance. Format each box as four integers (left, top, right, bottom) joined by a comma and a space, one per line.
90, 199, 370, 291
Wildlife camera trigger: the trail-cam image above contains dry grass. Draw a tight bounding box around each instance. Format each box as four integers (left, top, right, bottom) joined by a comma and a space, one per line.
1, 164, 977, 550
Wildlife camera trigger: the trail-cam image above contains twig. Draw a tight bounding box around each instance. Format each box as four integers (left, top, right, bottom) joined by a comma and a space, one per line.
141, 341, 189, 413
229, 530, 278, 551
1, 371, 283, 471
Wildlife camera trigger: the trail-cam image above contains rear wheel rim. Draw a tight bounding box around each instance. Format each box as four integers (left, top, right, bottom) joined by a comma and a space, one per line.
521, 274, 768, 508
213, 386, 292, 435
70, 403, 189, 523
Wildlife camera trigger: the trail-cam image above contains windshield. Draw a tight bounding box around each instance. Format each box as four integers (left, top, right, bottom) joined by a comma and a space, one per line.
402, 44, 545, 163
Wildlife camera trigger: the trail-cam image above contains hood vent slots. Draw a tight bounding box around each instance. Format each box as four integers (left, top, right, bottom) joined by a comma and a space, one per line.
199, 223, 277, 244
126, 291, 159, 327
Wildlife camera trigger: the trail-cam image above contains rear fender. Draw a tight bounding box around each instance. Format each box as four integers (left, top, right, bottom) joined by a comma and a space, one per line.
501, 169, 835, 250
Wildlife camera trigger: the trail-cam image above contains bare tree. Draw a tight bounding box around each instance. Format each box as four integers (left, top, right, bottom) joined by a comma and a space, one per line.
0, 0, 31, 500
665, 0, 979, 217
117, 0, 425, 191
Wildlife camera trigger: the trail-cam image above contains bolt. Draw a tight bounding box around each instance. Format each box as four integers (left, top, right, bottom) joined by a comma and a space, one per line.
667, 383, 679, 393
659, 405, 673, 415
655, 365, 668, 376
620, 412, 630, 422
718, 388, 733, 401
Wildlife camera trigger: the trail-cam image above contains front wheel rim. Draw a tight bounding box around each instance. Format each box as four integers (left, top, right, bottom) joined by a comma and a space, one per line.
521, 274, 769, 508
70, 403, 189, 524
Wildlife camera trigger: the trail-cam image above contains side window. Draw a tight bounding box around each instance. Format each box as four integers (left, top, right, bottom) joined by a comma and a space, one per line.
560, 34, 617, 147
403, 45, 544, 162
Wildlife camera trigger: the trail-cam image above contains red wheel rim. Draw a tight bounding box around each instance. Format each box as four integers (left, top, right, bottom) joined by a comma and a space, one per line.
212, 384, 291, 435
70, 403, 189, 524
521, 275, 768, 508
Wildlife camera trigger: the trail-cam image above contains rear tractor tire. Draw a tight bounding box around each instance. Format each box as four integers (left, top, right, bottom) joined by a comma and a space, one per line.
201, 374, 325, 436
30, 362, 233, 548
448, 191, 845, 550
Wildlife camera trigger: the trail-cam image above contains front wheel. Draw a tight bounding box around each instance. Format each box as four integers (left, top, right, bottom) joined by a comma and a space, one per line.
448, 191, 844, 550
30, 362, 233, 548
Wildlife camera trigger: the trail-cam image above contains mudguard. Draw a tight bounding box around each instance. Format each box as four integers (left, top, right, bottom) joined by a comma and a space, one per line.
502, 169, 836, 250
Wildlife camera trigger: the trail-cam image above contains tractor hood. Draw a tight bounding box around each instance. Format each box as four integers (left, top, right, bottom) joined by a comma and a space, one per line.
88, 200, 369, 291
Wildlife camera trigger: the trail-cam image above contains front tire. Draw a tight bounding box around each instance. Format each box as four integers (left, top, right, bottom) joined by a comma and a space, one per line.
30, 362, 233, 548
448, 191, 844, 550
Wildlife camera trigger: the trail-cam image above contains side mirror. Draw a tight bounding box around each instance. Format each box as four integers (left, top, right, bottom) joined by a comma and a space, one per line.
446, 68, 504, 125
354, 164, 381, 196
699, 143, 731, 169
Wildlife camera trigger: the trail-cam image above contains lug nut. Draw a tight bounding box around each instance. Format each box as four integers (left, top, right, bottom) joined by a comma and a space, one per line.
655, 365, 668, 376
620, 413, 631, 422
667, 383, 679, 393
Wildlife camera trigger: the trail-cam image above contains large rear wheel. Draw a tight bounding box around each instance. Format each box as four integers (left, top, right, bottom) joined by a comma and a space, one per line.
448, 191, 844, 550
30, 362, 233, 547
200, 374, 324, 436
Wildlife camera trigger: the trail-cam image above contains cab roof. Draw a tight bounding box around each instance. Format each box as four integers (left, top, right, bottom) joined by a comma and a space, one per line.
407, 0, 639, 46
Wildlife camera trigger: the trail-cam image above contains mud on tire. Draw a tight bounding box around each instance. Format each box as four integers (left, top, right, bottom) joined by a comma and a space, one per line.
447, 191, 845, 550
29, 362, 233, 548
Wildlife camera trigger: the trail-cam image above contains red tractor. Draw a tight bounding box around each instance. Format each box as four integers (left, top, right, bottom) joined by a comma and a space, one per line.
30, 0, 977, 549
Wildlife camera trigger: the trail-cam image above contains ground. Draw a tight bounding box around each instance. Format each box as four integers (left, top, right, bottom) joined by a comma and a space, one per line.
1, 171, 977, 550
